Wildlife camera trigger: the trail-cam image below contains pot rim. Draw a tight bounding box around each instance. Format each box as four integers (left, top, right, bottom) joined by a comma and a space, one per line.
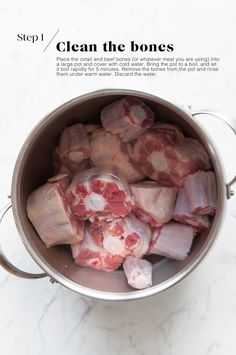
11, 88, 227, 301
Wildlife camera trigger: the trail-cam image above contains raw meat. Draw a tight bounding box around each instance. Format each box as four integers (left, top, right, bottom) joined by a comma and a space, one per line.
58, 123, 90, 172
26, 174, 85, 247
184, 171, 217, 215
88, 221, 105, 246
130, 181, 178, 227
71, 227, 124, 271
84, 124, 100, 134
173, 187, 210, 229
123, 256, 152, 289
147, 122, 185, 141
132, 124, 210, 186
99, 213, 152, 258
90, 128, 144, 183
53, 146, 90, 175
101, 96, 154, 142
66, 167, 135, 220
150, 221, 196, 260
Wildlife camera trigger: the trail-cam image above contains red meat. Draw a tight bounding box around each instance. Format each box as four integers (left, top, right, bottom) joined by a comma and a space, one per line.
184, 171, 217, 215
65, 167, 135, 220
130, 181, 178, 227
101, 96, 154, 142
92, 213, 152, 258
150, 221, 197, 260
53, 123, 91, 175
90, 128, 144, 183
173, 187, 210, 229
53, 146, 89, 175
71, 227, 124, 271
26, 174, 85, 247
132, 123, 210, 186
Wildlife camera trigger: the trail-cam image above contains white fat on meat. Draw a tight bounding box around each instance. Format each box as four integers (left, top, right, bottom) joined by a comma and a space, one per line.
123, 256, 152, 289
184, 171, 217, 215
101, 96, 154, 142
26, 174, 84, 247
130, 182, 178, 227
150, 221, 196, 260
90, 128, 144, 183
173, 187, 210, 229
65, 166, 135, 219
71, 227, 124, 271
102, 213, 152, 258
132, 123, 210, 186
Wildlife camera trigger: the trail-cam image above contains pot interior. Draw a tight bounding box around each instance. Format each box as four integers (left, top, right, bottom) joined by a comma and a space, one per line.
13, 91, 223, 296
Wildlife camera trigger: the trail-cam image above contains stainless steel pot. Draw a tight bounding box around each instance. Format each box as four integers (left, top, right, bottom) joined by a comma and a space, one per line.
1, 89, 235, 301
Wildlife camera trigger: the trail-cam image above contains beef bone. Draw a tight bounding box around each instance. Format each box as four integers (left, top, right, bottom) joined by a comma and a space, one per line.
150, 221, 197, 260
26, 174, 84, 247
71, 226, 124, 271
90, 128, 144, 183
132, 123, 210, 186
101, 96, 154, 142
65, 167, 135, 220
130, 181, 178, 227
184, 170, 217, 215
173, 187, 210, 229
123, 256, 152, 289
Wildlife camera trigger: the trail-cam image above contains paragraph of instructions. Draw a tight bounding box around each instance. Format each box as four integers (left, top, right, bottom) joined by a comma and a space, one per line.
56, 56, 220, 77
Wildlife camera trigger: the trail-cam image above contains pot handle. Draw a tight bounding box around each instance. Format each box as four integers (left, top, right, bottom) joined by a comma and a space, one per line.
0, 202, 47, 279
191, 109, 236, 199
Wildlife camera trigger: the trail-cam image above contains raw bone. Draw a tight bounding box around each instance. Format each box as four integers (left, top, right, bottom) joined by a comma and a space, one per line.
173, 187, 210, 229
101, 96, 154, 142
98, 213, 152, 258
130, 181, 178, 227
65, 166, 135, 220
26, 174, 84, 247
71, 227, 124, 271
90, 128, 144, 183
53, 146, 90, 175
184, 170, 217, 215
58, 123, 90, 173
123, 256, 152, 289
132, 123, 210, 186
150, 221, 196, 260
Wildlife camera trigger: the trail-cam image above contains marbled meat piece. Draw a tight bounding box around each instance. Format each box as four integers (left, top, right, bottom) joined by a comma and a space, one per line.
184, 171, 217, 215
173, 187, 210, 229
150, 221, 196, 260
101, 96, 154, 142
65, 167, 135, 220
26, 174, 85, 247
132, 123, 210, 186
123, 256, 152, 289
90, 128, 144, 183
53, 146, 90, 175
97, 213, 152, 258
58, 123, 90, 172
71, 227, 124, 271
130, 181, 178, 227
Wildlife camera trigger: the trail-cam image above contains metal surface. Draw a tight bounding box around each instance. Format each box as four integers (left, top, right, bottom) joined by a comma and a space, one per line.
191, 109, 236, 135
0, 203, 47, 279
5, 89, 229, 300
192, 109, 236, 200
